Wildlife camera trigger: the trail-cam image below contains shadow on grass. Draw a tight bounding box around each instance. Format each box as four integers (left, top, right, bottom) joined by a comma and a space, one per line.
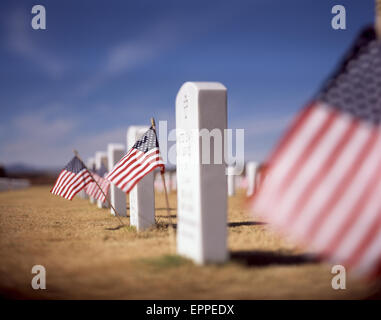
228, 221, 266, 228
156, 214, 177, 218
230, 250, 320, 267
105, 224, 135, 231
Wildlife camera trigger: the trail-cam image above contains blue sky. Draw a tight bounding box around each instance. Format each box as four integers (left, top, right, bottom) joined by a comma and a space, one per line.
0, 0, 375, 168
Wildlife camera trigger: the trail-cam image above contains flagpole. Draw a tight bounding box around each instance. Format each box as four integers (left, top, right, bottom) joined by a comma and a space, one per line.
150, 118, 175, 240
376, 0, 381, 38
73, 150, 125, 228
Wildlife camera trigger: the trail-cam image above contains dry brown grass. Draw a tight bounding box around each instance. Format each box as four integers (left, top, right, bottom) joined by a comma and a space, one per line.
0, 186, 377, 299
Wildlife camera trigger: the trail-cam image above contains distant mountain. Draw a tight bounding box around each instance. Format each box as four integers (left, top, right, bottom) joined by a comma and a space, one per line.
4, 163, 59, 174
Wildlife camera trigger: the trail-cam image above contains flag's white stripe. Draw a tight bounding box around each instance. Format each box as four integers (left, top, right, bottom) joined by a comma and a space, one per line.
88, 175, 100, 197
92, 177, 110, 201
109, 148, 158, 183
311, 133, 381, 251
106, 148, 137, 180
56, 171, 75, 196
113, 150, 158, 187
53, 170, 72, 195
61, 169, 88, 199
89, 177, 99, 196
290, 126, 371, 239
352, 225, 381, 277
59, 169, 87, 198
51, 170, 67, 194
66, 174, 92, 200
273, 113, 350, 226
122, 159, 165, 193
106, 149, 137, 181
68, 176, 92, 200
334, 178, 381, 262
116, 151, 162, 189
254, 106, 330, 214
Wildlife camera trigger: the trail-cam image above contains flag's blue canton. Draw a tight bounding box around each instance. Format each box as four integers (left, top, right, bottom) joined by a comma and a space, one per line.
133, 126, 159, 153
64, 156, 86, 174
318, 27, 381, 125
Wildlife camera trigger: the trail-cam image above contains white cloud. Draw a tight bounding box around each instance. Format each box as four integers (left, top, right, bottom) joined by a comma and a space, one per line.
4, 8, 66, 78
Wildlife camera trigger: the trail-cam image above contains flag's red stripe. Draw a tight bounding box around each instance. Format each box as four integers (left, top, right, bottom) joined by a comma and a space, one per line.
124, 162, 164, 193
107, 149, 137, 181
344, 208, 381, 270
55, 171, 74, 195
110, 150, 147, 185
66, 174, 92, 200
51, 170, 66, 193
117, 152, 161, 190
276, 108, 338, 199
266, 103, 317, 168
304, 129, 380, 242
52, 170, 71, 195
60, 170, 88, 198
285, 118, 359, 225
120, 155, 162, 191
322, 158, 381, 258
113, 150, 159, 187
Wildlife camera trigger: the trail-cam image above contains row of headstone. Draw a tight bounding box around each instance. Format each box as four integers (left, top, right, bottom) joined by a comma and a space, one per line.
78, 81, 261, 266
127, 126, 155, 230
80, 126, 157, 230
0, 178, 30, 192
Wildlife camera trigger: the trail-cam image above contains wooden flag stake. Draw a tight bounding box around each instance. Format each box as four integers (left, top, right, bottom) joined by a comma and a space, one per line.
73, 150, 125, 228
377, 0, 381, 38
150, 118, 175, 249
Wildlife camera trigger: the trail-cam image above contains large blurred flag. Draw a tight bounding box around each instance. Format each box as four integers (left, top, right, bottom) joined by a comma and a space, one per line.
51, 156, 93, 200
106, 126, 164, 193
85, 163, 110, 203
249, 28, 381, 278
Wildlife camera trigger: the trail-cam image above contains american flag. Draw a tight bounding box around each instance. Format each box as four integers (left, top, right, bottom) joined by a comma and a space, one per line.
106, 126, 165, 193
249, 27, 381, 278
85, 163, 110, 203
51, 156, 93, 200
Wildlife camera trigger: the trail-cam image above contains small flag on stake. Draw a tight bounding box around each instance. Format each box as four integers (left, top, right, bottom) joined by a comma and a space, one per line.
106, 126, 165, 193
85, 163, 110, 203
51, 156, 93, 200
249, 27, 381, 279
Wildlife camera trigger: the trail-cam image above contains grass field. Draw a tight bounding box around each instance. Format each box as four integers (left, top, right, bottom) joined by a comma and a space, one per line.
0, 186, 378, 299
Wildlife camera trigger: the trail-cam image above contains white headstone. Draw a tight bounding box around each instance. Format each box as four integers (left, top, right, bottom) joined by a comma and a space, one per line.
227, 166, 236, 197
176, 81, 228, 264
87, 157, 96, 204
246, 161, 258, 197
127, 126, 155, 230
95, 151, 109, 209
107, 143, 127, 217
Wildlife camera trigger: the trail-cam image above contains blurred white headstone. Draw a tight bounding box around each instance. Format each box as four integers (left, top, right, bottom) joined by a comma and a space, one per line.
176, 81, 228, 264
227, 166, 236, 197
87, 157, 96, 204
95, 151, 109, 209
107, 143, 127, 217
127, 126, 155, 230
246, 161, 258, 197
